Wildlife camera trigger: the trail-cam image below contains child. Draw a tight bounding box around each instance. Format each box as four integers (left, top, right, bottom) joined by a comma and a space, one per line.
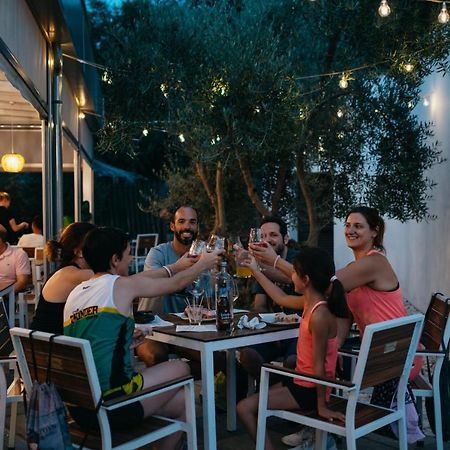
236, 246, 348, 450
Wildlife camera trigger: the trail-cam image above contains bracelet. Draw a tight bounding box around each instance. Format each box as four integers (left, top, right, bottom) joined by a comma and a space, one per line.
162, 265, 173, 277
273, 255, 281, 269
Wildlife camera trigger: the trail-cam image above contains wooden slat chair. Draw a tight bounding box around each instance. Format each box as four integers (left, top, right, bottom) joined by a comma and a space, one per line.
10, 328, 198, 450
134, 233, 159, 274
0, 300, 22, 450
256, 314, 424, 450
411, 292, 450, 450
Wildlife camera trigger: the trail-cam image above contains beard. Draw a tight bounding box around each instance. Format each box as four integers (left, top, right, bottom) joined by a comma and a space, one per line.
174, 229, 198, 246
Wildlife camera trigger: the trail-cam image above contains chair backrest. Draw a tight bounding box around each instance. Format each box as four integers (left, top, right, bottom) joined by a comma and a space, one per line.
21, 247, 36, 258
420, 292, 450, 352
0, 300, 13, 358
352, 314, 424, 391
135, 233, 159, 258
10, 328, 102, 410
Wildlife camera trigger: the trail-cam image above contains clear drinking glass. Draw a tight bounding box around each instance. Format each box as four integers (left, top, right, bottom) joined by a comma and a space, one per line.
230, 235, 252, 279
188, 239, 205, 257
249, 228, 262, 245
206, 234, 225, 252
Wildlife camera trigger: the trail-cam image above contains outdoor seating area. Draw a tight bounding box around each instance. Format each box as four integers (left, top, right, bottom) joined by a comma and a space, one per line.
2, 1, 450, 449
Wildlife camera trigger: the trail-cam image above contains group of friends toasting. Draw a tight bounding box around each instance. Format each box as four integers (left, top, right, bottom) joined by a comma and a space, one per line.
29, 204, 417, 450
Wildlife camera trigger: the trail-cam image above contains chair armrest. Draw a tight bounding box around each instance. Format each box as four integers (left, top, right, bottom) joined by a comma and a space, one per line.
0, 357, 16, 363
102, 374, 193, 410
261, 363, 355, 391
338, 348, 360, 358
416, 350, 446, 358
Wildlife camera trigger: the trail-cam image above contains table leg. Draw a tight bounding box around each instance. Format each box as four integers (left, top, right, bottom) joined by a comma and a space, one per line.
226, 349, 237, 431
200, 349, 216, 450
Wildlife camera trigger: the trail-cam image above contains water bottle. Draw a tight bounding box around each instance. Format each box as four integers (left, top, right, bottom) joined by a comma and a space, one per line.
215, 260, 233, 331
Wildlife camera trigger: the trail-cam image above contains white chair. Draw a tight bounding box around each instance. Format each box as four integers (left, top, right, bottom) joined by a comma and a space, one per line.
134, 233, 159, 273
411, 292, 450, 450
0, 300, 22, 450
256, 314, 424, 450
11, 327, 197, 450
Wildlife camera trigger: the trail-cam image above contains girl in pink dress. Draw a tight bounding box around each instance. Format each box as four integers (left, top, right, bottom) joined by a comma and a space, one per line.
236, 247, 348, 450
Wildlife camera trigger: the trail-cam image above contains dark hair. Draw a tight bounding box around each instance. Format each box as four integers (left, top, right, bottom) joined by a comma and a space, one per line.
82, 226, 129, 273
46, 222, 96, 266
345, 206, 385, 251
170, 205, 199, 223
260, 216, 288, 237
293, 246, 349, 318
32, 215, 43, 231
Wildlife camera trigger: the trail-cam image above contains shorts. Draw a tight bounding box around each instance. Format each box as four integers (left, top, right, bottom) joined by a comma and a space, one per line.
283, 377, 317, 410
248, 338, 297, 362
70, 373, 145, 431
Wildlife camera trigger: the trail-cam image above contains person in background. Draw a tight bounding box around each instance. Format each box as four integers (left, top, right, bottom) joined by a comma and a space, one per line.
0, 191, 28, 243
239, 216, 300, 383
139, 205, 200, 314
0, 224, 31, 293
30, 222, 96, 334
64, 227, 221, 448
17, 215, 45, 248
237, 247, 347, 450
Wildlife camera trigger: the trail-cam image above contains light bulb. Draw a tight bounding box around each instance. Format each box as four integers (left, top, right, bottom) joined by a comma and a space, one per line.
142, 128, 149, 136
438, 2, 449, 24
178, 133, 185, 143
423, 97, 430, 107
339, 74, 349, 89
403, 63, 414, 73
378, 0, 391, 17
337, 109, 344, 118
78, 112, 85, 119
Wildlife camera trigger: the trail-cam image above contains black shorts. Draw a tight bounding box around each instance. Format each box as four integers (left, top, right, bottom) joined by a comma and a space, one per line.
284, 377, 317, 410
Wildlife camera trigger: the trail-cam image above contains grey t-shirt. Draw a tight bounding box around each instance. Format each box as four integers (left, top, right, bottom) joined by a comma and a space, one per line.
144, 242, 188, 313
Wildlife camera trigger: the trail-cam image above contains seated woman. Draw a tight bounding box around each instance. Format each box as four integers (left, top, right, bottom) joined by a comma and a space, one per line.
30, 222, 96, 334
64, 226, 222, 448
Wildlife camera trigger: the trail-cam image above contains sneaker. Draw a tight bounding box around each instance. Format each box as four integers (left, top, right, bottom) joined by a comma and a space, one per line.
281, 427, 314, 446
290, 435, 337, 450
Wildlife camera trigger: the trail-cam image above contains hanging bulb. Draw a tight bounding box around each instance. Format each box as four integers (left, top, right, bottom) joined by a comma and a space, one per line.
337, 108, 344, 118
142, 128, 149, 136
339, 73, 349, 89
378, 0, 391, 17
438, 2, 449, 24
178, 133, 185, 143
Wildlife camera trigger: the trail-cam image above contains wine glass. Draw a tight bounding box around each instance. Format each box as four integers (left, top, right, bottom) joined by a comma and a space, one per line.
249, 228, 262, 245
186, 278, 205, 325
206, 234, 225, 252
188, 239, 205, 257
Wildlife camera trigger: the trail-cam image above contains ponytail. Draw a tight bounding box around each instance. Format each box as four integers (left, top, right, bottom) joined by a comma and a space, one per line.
328, 278, 349, 319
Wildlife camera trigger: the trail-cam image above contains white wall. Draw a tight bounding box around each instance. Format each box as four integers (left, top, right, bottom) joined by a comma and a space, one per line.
334, 70, 450, 313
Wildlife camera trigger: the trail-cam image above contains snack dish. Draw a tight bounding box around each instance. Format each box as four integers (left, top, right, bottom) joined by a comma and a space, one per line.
178, 308, 216, 321
259, 312, 300, 325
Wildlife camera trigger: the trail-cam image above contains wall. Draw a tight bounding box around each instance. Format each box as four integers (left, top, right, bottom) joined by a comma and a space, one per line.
334, 70, 450, 313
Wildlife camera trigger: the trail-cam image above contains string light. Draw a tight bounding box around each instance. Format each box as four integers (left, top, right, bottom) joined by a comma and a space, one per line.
339, 73, 350, 89
423, 96, 430, 107
378, 0, 391, 17
78, 112, 86, 119
438, 2, 449, 24
178, 133, 185, 142
142, 128, 149, 136
337, 108, 344, 118
402, 62, 415, 73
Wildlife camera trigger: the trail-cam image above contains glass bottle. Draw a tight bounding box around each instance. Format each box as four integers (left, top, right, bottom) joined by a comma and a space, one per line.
215, 260, 234, 331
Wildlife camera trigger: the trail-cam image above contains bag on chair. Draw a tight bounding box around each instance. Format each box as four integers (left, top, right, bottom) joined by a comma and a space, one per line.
25, 332, 73, 450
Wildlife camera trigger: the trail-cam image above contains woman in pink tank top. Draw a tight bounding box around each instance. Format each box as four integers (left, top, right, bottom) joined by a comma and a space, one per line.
336, 206, 422, 380
237, 247, 349, 450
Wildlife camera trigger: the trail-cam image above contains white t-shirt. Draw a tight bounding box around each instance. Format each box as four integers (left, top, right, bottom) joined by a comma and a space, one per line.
17, 233, 45, 249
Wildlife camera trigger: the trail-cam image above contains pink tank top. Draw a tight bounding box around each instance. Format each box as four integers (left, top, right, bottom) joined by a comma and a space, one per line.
295, 301, 337, 396
346, 249, 422, 380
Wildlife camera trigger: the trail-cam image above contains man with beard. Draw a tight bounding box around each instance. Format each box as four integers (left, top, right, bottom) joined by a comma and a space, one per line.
239, 216, 300, 384
139, 206, 200, 313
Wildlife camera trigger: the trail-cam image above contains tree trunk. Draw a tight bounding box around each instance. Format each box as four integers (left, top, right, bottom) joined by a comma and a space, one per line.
271, 162, 288, 215
295, 154, 319, 246
195, 161, 220, 232
215, 161, 226, 234
237, 156, 271, 217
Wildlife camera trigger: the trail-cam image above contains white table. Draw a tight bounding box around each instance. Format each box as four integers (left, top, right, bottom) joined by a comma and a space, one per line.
150, 315, 299, 450
0, 281, 15, 328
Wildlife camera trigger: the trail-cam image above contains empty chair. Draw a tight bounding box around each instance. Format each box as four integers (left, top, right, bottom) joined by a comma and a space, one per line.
256, 314, 424, 450
411, 292, 450, 450
134, 233, 159, 273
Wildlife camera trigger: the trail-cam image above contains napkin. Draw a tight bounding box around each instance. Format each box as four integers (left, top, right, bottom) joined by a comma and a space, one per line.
135, 315, 174, 330
237, 314, 267, 330
176, 325, 217, 332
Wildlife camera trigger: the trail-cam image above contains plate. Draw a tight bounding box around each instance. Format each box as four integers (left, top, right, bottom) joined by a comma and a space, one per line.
171, 311, 216, 322
258, 313, 300, 325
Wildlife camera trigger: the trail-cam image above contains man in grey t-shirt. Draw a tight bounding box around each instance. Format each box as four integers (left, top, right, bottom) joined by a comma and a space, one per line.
140, 206, 199, 313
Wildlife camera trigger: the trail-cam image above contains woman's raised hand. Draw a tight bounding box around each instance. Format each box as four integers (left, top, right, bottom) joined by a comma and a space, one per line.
198, 248, 224, 269
239, 251, 259, 274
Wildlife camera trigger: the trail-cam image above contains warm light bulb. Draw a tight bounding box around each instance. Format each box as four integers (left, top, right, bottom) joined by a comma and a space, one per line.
438, 2, 449, 24
1, 152, 25, 172
339, 74, 349, 89
423, 97, 430, 107
378, 0, 391, 17
178, 133, 185, 143
142, 128, 149, 136
403, 63, 414, 73
78, 112, 85, 119
337, 109, 344, 118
